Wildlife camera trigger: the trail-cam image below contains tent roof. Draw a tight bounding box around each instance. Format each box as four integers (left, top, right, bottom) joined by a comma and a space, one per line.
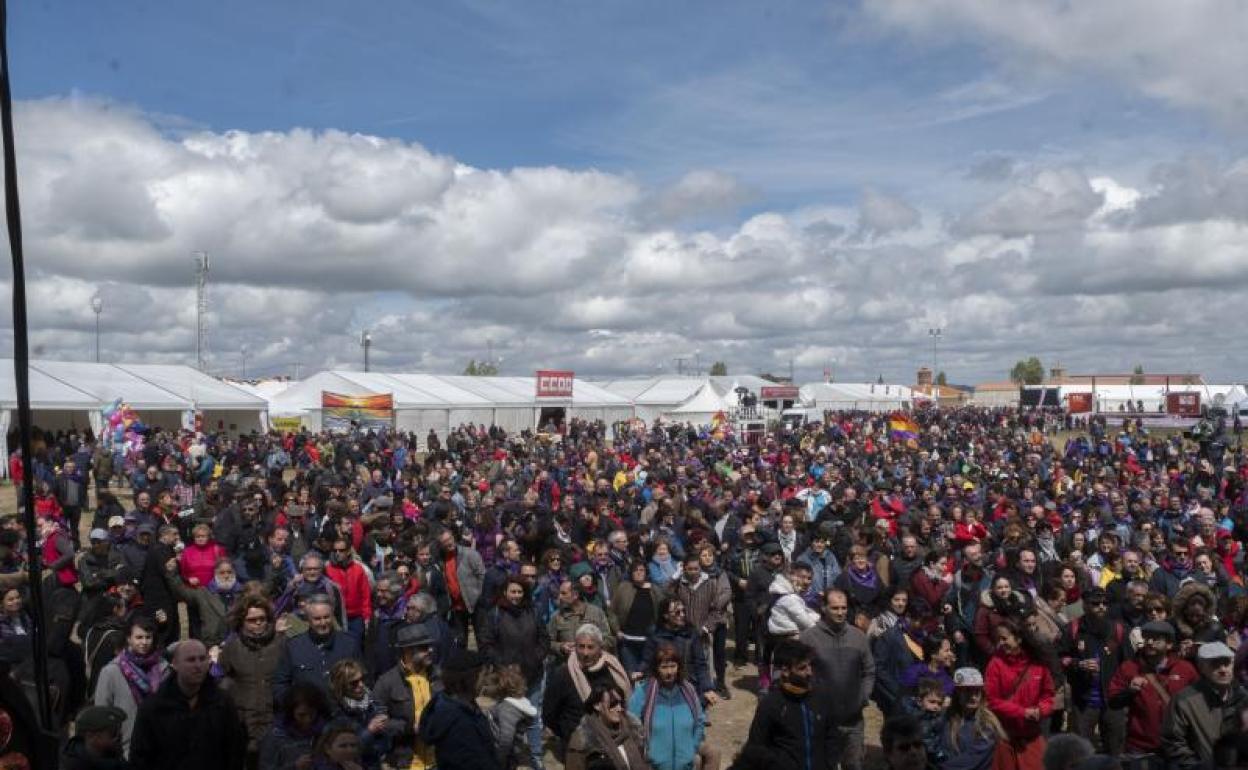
26, 360, 193, 411
262, 371, 631, 413
669, 383, 730, 414
266, 371, 380, 415
800, 382, 915, 402
116, 364, 265, 410
0, 360, 101, 410
599, 377, 708, 405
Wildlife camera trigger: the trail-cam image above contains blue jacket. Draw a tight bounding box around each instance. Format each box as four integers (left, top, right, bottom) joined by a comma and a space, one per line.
628, 682, 704, 770
272, 630, 361, 704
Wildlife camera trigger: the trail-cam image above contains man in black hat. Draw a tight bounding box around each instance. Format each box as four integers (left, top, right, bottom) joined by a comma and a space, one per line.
1108, 619, 1199, 756
62, 705, 128, 770
373, 625, 439, 770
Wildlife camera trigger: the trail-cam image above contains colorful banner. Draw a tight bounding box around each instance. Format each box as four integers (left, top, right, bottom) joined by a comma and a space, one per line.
321, 391, 394, 431
889, 414, 919, 441
271, 416, 303, 432
536, 370, 574, 398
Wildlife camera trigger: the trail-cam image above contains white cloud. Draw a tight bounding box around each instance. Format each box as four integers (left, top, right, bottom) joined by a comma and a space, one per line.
4, 97, 1248, 382
855, 188, 921, 240
864, 0, 1248, 122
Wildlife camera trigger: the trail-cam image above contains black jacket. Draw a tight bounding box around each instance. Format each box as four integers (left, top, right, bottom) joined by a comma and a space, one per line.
746, 687, 836, 770
417, 692, 502, 770
478, 603, 549, 686
128, 676, 248, 770
373, 663, 441, 770
542, 662, 619, 743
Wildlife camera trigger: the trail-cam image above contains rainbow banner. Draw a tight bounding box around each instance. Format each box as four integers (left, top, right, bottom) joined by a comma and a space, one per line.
889, 414, 919, 441
322, 392, 394, 432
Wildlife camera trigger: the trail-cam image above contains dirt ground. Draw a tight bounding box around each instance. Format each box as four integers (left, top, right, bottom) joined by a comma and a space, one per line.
0, 480, 882, 766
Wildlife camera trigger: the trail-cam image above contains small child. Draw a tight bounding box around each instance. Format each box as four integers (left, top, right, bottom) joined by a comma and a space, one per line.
484, 665, 538, 770
914, 677, 949, 769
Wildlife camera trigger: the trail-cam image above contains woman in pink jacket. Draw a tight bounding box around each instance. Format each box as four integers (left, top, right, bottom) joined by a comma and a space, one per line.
180, 523, 227, 638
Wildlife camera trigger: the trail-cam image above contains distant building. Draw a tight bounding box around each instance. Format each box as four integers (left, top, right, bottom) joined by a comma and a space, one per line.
972, 381, 1021, 407
914, 367, 970, 407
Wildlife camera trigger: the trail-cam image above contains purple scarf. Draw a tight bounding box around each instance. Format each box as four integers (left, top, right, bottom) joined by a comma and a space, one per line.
639, 679, 701, 747
116, 649, 165, 703
846, 565, 879, 589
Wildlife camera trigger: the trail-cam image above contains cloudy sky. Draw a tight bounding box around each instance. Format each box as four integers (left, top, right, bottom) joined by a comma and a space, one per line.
3, 1, 1247, 384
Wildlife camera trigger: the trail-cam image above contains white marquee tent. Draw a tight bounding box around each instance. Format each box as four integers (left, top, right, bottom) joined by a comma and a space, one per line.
800, 382, 916, 413
1, 360, 267, 477
598, 378, 713, 423
665, 383, 732, 425
264, 370, 634, 438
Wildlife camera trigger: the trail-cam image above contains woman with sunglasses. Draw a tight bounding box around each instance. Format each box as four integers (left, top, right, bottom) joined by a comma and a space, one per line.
328, 659, 390, 770
564, 682, 647, 770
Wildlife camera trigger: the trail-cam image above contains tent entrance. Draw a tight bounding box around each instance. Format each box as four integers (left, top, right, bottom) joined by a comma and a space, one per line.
538, 406, 566, 433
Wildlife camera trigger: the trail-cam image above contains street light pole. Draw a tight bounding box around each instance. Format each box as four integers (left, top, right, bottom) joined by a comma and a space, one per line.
240, 343, 249, 379
928, 327, 942, 401
361, 330, 372, 372
90, 293, 103, 363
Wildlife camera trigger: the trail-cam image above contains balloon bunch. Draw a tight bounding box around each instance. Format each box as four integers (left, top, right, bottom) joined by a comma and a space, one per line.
100, 398, 146, 450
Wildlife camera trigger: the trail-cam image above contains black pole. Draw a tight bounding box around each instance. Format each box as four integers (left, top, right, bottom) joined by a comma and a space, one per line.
0, 0, 55, 735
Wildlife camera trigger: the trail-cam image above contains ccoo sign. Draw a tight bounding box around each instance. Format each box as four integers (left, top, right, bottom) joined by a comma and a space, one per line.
536, 370, 575, 398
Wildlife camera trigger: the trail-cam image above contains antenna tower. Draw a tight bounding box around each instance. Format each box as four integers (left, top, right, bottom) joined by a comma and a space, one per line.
194, 251, 210, 371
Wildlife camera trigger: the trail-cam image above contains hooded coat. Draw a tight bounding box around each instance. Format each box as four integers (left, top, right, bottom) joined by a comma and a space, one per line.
1172, 582, 1227, 643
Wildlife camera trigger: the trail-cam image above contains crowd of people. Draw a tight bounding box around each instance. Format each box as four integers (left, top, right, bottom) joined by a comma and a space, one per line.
1, 405, 1248, 770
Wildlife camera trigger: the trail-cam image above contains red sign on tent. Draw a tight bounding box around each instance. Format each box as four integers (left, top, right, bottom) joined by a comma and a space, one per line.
536, 370, 574, 398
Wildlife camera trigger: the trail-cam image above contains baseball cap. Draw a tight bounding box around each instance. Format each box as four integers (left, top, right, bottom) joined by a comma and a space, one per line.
1140, 621, 1175, 639
107, 516, 126, 528
75, 705, 127, 734
1197, 641, 1234, 661
88, 529, 109, 542
953, 667, 984, 688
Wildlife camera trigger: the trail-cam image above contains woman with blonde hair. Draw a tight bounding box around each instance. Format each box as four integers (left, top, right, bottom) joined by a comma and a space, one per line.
328, 659, 390, 770
941, 667, 1007, 770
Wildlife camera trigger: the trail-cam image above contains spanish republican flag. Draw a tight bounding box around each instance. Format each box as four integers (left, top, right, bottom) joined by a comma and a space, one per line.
889, 414, 919, 441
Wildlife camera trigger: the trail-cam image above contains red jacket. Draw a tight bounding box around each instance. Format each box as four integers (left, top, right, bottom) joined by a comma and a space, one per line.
985, 651, 1054, 739
325, 560, 372, 620
908, 567, 949, 611
1107, 655, 1199, 752
952, 521, 987, 548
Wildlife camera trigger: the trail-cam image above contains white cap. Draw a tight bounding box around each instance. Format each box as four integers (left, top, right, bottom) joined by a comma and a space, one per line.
953, 667, 984, 688
1197, 641, 1234, 661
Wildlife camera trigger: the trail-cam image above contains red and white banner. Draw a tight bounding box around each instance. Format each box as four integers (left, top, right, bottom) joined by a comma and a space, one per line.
1166, 392, 1201, 416
760, 385, 800, 400
536, 370, 574, 398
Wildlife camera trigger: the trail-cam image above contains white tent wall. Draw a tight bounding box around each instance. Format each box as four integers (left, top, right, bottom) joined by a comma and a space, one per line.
634, 406, 664, 423
201, 409, 265, 434
395, 409, 449, 446
493, 407, 537, 434
449, 408, 495, 429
